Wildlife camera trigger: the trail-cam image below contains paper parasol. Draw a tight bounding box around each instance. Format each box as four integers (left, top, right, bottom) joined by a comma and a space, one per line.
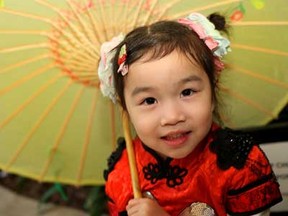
0, 0, 287, 186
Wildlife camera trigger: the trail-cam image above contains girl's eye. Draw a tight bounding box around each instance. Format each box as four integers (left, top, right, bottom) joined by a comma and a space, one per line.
141, 97, 157, 105
181, 89, 195, 97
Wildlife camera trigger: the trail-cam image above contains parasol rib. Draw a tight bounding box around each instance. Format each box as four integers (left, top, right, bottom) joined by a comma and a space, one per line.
122, 0, 130, 33
0, 28, 97, 65
39, 86, 86, 181
4, 76, 70, 170
115, 0, 133, 34
109, 0, 117, 36
131, 0, 146, 29
0, 54, 50, 74
0, 6, 98, 63
231, 65, 288, 89
122, 0, 144, 32
141, 0, 159, 26
0, 8, 52, 23
0, 63, 54, 96
0, 43, 48, 53
219, 84, 278, 118
86, 4, 105, 45
49, 32, 97, 67
232, 44, 288, 57
158, 0, 241, 20
36, 0, 98, 58
76, 91, 99, 185
113, 1, 123, 32
58, 40, 97, 63
76, 89, 99, 185
62, 61, 96, 73
110, 102, 117, 150
63, 54, 96, 68
0, 66, 58, 129
66, 0, 100, 55
231, 21, 288, 26
72, 74, 98, 83
96, 0, 110, 40
154, 0, 182, 21
0, 30, 48, 35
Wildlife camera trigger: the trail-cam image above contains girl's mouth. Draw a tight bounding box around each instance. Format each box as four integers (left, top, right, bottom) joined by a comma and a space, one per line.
161, 131, 190, 147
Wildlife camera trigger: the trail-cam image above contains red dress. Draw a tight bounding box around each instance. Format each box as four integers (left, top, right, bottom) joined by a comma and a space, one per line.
104, 127, 282, 215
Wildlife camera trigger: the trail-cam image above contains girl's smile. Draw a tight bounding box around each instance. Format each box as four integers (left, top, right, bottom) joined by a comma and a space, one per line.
124, 50, 214, 159
161, 130, 191, 147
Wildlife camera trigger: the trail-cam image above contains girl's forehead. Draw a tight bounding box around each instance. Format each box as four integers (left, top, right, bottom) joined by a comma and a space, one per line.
132, 48, 193, 65
127, 50, 206, 82
131, 52, 202, 76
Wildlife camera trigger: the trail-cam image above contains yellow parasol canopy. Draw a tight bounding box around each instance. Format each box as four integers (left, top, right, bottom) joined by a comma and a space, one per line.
0, 0, 287, 186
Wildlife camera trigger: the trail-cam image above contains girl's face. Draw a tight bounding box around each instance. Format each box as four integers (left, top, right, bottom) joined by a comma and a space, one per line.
124, 50, 214, 159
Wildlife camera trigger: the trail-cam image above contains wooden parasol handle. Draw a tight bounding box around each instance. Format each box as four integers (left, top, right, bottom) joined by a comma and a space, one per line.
122, 111, 142, 198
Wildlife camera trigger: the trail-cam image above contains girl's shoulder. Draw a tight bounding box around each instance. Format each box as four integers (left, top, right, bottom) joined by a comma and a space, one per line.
103, 138, 132, 213
209, 128, 282, 215
209, 127, 255, 170
103, 137, 127, 181
209, 127, 276, 184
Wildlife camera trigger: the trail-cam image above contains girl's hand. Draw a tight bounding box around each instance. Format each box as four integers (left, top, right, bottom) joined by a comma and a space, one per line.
126, 198, 170, 216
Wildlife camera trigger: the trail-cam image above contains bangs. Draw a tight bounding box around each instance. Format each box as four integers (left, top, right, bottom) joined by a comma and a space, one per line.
124, 21, 214, 73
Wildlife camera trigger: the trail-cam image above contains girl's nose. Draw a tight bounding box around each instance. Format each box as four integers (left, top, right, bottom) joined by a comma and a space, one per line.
160, 101, 185, 126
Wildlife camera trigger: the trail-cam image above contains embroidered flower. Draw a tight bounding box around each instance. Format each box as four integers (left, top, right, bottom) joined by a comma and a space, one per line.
98, 33, 124, 103
143, 162, 188, 187
178, 13, 231, 71
143, 163, 161, 184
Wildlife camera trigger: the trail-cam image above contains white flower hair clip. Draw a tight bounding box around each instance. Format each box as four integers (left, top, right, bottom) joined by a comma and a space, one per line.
178, 13, 231, 71
98, 33, 128, 103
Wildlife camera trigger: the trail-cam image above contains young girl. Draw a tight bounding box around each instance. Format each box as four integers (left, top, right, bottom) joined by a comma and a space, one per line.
98, 12, 282, 216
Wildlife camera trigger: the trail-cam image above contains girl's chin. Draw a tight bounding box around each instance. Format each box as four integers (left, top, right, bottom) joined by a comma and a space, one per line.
152, 150, 189, 160
164, 150, 191, 159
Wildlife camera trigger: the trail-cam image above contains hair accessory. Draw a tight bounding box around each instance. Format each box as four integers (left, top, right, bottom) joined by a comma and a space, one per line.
178, 13, 231, 71
98, 33, 124, 103
117, 44, 129, 76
